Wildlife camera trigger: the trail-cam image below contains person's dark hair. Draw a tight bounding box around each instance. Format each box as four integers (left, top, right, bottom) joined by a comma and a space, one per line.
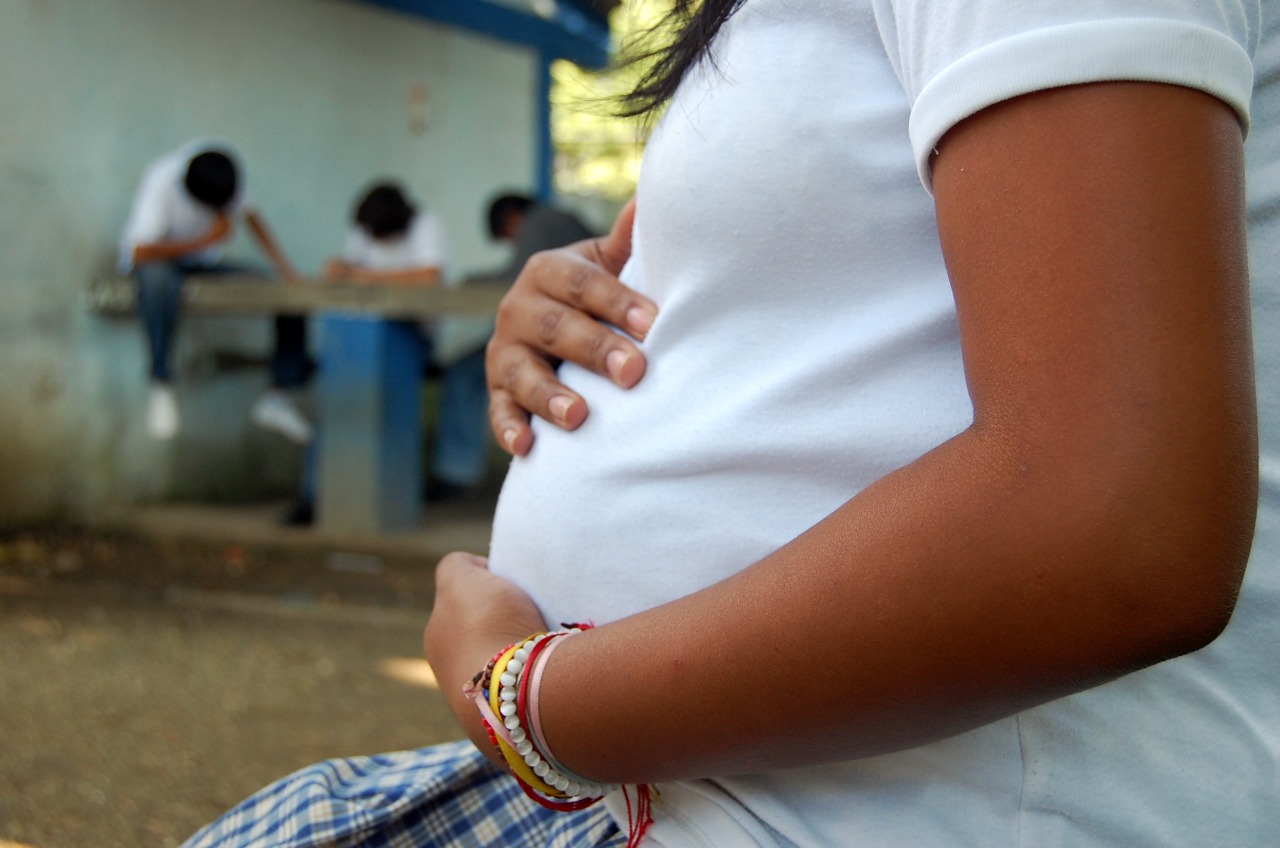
184, 150, 239, 211
355, 182, 417, 240
619, 0, 747, 118
487, 193, 536, 239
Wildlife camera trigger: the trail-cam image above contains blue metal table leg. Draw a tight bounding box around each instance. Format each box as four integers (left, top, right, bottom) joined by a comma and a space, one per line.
316, 314, 423, 534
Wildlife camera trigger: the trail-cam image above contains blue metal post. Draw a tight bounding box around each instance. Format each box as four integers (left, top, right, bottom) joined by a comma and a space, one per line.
316, 315, 423, 534
536, 48, 556, 202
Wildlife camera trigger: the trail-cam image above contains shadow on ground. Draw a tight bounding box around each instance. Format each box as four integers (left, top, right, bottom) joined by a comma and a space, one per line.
0, 526, 474, 848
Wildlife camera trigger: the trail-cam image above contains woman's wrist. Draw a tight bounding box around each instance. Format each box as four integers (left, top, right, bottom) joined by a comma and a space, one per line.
464, 627, 614, 806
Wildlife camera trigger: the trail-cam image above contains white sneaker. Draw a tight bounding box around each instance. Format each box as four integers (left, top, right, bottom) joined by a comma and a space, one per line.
146, 383, 180, 440
251, 390, 313, 444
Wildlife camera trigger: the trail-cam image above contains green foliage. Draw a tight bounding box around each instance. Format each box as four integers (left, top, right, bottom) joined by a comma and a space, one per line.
551, 2, 674, 201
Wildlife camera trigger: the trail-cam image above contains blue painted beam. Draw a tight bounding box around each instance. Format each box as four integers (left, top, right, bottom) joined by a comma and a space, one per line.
316, 315, 425, 534
358, 0, 611, 68
536, 48, 555, 201
560, 0, 619, 23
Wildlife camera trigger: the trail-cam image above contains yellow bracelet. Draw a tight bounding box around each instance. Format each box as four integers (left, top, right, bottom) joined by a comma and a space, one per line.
488, 643, 523, 717
487, 637, 564, 797
470, 628, 617, 809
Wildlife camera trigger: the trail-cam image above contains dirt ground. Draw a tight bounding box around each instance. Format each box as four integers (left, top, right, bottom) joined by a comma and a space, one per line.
0, 525, 475, 848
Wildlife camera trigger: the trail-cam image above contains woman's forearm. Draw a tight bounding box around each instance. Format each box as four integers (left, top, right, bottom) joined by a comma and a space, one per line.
541, 412, 1254, 783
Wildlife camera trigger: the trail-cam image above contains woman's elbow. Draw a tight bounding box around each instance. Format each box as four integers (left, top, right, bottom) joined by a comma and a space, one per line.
1130, 446, 1258, 659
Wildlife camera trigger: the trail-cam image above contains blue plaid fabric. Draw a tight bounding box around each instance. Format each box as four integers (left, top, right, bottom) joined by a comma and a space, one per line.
181, 740, 625, 848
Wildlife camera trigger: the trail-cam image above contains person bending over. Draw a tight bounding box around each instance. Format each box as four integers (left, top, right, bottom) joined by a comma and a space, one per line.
484, 192, 596, 286
325, 181, 489, 502
120, 140, 311, 442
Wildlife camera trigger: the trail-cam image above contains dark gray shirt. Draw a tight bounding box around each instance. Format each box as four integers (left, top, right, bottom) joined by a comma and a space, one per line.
502, 204, 597, 283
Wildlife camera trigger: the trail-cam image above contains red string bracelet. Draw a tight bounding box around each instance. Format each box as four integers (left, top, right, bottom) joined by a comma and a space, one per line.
466, 624, 654, 846
524, 630, 568, 762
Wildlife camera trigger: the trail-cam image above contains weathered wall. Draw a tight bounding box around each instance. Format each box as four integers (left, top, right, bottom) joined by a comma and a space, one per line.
0, 0, 537, 526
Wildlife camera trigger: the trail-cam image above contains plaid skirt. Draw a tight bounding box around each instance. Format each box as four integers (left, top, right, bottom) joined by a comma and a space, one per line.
181, 740, 626, 848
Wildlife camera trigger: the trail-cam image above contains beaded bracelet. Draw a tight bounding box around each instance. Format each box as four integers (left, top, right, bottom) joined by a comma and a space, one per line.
486, 641, 556, 796
472, 676, 598, 812
511, 631, 609, 797
489, 634, 577, 800
467, 627, 615, 805
504, 630, 613, 799
467, 626, 655, 848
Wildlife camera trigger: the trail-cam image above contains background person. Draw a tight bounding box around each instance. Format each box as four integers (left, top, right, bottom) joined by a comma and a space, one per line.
119, 139, 312, 442
484, 192, 596, 285
324, 181, 489, 504
324, 182, 448, 287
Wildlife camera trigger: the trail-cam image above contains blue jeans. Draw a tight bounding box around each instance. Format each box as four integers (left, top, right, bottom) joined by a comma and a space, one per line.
134, 260, 310, 386
430, 345, 489, 487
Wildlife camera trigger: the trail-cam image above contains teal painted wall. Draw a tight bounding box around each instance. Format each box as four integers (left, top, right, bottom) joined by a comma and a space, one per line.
0, 0, 538, 526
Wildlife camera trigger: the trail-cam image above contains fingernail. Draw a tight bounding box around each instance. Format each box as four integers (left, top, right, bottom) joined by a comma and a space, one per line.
548, 395, 574, 424
606, 349, 632, 383
625, 306, 655, 337
502, 429, 519, 453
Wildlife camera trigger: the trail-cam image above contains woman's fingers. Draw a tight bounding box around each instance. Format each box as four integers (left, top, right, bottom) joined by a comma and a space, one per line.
486, 339, 589, 455
485, 197, 655, 451
488, 388, 535, 457
593, 195, 637, 275
495, 283, 650, 387
520, 248, 657, 343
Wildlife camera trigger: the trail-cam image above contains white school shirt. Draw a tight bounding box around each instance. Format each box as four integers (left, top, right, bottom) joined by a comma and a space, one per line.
118, 139, 251, 272
489, 1, 1279, 845
340, 210, 450, 282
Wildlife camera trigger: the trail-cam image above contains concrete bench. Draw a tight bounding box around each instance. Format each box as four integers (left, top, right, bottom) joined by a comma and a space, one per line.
89, 274, 505, 319
91, 274, 506, 536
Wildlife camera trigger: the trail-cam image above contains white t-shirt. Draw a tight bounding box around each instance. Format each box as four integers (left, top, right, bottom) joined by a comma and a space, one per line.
340, 210, 450, 282
118, 139, 251, 272
489, 1, 1279, 845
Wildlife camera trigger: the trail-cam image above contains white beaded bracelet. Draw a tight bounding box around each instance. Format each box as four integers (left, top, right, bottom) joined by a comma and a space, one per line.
500, 630, 614, 800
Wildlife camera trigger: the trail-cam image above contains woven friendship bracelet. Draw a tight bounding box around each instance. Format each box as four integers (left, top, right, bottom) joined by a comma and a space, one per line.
466, 624, 655, 847
524, 632, 567, 765
512, 631, 609, 796
502, 630, 613, 800
468, 627, 613, 805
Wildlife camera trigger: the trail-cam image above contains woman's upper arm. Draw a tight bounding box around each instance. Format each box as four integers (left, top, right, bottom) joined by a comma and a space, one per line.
932, 81, 1258, 633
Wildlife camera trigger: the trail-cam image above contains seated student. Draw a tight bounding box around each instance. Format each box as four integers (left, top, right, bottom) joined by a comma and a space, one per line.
324, 182, 448, 287
119, 139, 312, 442
485, 193, 596, 285
325, 181, 489, 503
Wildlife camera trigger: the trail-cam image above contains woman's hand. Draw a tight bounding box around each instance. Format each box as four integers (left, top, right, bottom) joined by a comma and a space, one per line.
486, 198, 658, 456
423, 552, 549, 761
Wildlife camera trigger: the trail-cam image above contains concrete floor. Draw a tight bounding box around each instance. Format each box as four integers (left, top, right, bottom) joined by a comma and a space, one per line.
0, 499, 496, 848
120, 499, 497, 559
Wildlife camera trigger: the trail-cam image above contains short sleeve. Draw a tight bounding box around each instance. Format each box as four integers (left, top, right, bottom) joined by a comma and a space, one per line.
341, 227, 370, 264
408, 211, 449, 268
872, 0, 1260, 190
118, 161, 174, 271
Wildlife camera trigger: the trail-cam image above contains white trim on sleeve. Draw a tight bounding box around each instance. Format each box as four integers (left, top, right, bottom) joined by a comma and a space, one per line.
910, 20, 1255, 191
